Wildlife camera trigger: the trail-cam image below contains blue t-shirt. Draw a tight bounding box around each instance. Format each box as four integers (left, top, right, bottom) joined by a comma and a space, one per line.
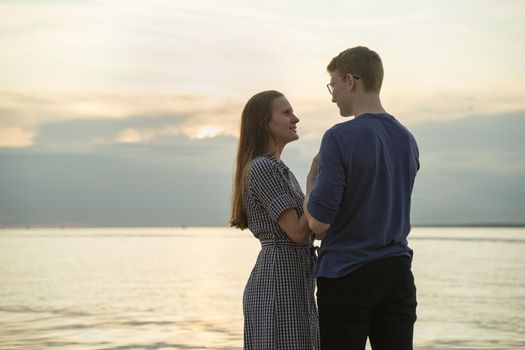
308, 113, 420, 278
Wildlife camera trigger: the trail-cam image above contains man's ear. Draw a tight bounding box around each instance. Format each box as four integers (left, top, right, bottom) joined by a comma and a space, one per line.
346, 73, 356, 89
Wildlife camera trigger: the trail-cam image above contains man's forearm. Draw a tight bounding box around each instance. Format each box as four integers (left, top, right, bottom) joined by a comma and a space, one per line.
303, 193, 329, 240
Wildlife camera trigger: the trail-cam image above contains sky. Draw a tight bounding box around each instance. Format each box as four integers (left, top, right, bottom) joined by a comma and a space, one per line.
0, 0, 524, 227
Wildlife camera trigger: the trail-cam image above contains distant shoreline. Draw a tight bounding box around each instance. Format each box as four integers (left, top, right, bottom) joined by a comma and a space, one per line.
1, 224, 525, 229
414, 223, 525, 228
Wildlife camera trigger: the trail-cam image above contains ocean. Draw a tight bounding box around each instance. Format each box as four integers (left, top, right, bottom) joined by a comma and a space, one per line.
0, 227, 524, 349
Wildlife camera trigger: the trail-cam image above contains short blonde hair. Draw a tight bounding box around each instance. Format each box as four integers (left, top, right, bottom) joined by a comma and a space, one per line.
327, 46, 384, 93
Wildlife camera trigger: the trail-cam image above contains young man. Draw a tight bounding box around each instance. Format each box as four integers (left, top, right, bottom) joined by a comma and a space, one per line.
304, 46, 420, 350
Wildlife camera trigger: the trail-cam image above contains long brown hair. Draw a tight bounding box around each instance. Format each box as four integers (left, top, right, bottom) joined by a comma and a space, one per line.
229, 90, 284, 229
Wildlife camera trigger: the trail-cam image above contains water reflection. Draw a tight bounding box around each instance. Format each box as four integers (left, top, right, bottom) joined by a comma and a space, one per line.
0, 227, 524, 349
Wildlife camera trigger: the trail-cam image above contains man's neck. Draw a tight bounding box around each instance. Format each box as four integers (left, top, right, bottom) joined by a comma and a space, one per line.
352, 93, 386, 117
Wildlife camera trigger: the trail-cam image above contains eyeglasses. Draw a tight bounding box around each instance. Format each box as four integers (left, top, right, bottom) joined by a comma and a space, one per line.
327, 74, 360, 95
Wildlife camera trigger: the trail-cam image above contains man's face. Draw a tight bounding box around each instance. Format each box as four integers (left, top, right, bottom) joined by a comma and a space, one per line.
329, 72, 353, 117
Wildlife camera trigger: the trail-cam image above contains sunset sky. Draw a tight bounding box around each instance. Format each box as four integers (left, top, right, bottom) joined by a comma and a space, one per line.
1, 0, 524, 227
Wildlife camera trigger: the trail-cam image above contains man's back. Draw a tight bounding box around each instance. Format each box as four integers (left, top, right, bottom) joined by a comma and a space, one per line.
308, 113, 419, 278
308, 45, 419, 350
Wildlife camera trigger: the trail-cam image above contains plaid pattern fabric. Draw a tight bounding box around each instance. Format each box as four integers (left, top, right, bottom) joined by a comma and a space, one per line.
243, 154, 320, 350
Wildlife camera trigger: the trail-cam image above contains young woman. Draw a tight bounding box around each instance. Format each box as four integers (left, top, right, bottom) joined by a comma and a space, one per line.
230, 90, 320, 349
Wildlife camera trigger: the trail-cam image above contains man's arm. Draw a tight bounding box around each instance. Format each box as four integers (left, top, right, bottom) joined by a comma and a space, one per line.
303, 196, 330, 240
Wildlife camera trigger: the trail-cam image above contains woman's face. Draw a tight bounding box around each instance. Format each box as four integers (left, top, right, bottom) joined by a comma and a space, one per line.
268, 96, 300, 146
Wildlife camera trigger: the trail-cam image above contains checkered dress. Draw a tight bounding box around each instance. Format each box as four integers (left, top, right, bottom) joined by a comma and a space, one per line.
243, 154, 320, 350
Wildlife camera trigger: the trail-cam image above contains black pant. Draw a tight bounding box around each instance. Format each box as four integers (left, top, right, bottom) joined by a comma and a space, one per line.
317, 256, 417, 350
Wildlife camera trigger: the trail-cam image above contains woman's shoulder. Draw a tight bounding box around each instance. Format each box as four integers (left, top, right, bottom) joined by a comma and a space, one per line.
251, 154, 273, 166
248, 155, 278, 177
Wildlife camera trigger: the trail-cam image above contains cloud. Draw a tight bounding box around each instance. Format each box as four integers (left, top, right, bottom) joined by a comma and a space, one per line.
0, 134, 238, 227
409, 111, 525, 225
0, 111, 523, 227
4, 87, 525, 148
1, 0, 524, 148
117, 128, 149, 144
0, 126, 35, 147
382, 89, 525, 124
0, 92, 245, 147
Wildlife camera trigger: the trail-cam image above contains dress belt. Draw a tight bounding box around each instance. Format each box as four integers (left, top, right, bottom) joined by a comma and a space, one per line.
260, 240, 319, 258
260, 240, 308, 248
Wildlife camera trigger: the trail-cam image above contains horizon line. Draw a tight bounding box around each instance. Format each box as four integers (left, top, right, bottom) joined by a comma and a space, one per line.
1, 223, 525, 229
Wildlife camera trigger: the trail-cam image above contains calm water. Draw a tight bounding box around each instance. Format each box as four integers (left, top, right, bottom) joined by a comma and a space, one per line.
0, 227, 524, 350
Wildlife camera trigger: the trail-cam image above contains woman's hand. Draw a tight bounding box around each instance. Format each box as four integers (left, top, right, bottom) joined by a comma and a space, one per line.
303, 153, 331, 239
306, 153, 319, 193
